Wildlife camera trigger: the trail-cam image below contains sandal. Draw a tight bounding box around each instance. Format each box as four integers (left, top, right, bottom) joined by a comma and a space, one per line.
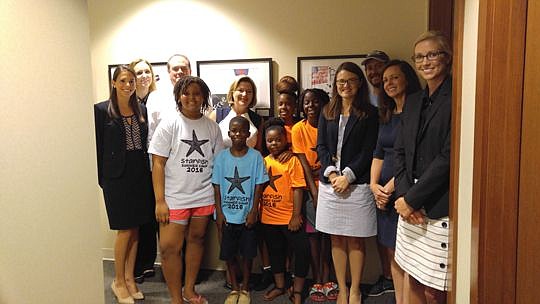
182, 294, 208, 304
263, 286, 285, 301
224, 291, 240, 304
238, 290, 251, 304
289, 290, 302, 303
309, 284, 327, 302
323, 282, 339, 301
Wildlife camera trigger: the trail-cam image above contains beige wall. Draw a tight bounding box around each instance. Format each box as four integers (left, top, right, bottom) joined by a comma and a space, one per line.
0, 0, 103, 303
455, 1, 479, 303
88, 0, 429, 279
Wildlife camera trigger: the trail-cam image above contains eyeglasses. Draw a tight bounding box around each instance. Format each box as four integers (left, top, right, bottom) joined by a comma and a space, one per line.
411, 51, 446, 63
336, 78, 359, 86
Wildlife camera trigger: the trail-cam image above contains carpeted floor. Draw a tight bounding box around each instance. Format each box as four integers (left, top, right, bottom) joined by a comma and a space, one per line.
103, 260, 396, 303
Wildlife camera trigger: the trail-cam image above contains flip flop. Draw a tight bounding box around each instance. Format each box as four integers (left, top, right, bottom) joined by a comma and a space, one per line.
309, 284, 327, 302
182, 294, 208, 304
323, 282, 339, 301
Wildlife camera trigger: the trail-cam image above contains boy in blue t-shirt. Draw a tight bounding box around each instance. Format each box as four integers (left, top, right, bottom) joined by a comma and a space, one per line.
212, 116, 268, 304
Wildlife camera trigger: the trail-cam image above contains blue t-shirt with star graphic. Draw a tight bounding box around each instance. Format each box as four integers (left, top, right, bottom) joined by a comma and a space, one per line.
212, 147, 268, 224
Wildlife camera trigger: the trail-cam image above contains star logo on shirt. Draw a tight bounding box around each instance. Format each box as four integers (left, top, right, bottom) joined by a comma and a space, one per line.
267, 167, 282, 192
225, 166, 251, 194
181, 130, 209, 157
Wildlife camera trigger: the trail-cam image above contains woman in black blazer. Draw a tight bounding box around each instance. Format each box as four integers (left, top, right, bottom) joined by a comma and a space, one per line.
393, 31, 453, 303
94, 65, 154, 304
315, 62, 379, 304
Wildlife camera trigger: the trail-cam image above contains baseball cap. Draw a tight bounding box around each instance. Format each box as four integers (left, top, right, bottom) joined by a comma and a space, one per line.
361, 50, 390, 65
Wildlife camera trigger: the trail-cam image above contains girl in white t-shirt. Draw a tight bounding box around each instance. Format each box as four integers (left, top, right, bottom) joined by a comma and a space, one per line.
149, 76, 223, 304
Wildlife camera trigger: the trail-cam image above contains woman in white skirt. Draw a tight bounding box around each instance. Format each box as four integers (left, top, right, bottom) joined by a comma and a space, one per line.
394, 31, 453, 303
316, 62, 379, 304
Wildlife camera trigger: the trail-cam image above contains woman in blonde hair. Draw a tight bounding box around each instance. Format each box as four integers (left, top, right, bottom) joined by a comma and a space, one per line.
394, 30, 453, 304
128, 58, 159, 283
129, 59, 157, 105
217, 76, 264, 152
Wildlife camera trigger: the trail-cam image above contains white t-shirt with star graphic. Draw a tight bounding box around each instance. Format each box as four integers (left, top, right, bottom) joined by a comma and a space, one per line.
149, 112, 224, 209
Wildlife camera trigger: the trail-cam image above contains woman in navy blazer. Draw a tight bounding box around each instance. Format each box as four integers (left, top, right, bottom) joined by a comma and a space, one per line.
316, 62, 379, 304
393, 31, 453, 303
94, 65, 154, 303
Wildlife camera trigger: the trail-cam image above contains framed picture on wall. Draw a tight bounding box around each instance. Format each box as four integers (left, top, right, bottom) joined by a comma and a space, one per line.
297, 55, 367, 97
196, 58, 273, 117
108, 62, 170, 95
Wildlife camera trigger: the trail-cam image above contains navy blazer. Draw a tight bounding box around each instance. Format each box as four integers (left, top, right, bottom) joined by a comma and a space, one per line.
317, 104, 379, 185
94, 100, 150, 188
394, 77, 452, 219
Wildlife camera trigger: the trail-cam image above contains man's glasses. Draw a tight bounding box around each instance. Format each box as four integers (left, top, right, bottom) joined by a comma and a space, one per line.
411, 51, 446, 63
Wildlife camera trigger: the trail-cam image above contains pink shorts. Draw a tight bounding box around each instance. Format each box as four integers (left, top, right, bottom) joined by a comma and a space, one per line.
169, 205, 215, 225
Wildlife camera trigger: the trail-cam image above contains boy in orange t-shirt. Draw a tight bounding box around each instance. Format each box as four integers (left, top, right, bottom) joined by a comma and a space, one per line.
260, 118, 309, 304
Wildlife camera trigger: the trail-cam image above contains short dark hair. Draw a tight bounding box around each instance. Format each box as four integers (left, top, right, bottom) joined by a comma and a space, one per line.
263, 117, 286, 136
229, 116, 250, 131
298, 88, 330, 117
173, 76, 211, 113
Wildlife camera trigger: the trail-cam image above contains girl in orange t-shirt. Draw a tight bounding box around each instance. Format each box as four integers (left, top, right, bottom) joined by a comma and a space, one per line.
260, 118, 309, 304
291, 88, 334, 301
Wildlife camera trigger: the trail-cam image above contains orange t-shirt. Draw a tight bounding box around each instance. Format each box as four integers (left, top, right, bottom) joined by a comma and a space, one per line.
261, 155, 306, 225
285, 124, 293, 144
291, 119, 320, 181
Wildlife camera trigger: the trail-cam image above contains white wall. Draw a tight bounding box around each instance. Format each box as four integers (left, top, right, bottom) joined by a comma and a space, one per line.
455, 1, 479, 303
88, 0, 429, 275
0, 0, 103, 303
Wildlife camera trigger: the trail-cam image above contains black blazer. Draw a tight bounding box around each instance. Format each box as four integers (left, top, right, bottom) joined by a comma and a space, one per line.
317, 104, 379, 185
394, 77, 452, 219
94, 100, 150, 188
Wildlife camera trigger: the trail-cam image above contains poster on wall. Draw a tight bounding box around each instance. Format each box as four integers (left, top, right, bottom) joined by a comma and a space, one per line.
196, 58, 273, 117
297, 55, 367, 98
108, 62, 171, 95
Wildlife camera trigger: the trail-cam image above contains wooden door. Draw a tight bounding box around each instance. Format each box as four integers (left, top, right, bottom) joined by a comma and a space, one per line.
516, 1, 540, 303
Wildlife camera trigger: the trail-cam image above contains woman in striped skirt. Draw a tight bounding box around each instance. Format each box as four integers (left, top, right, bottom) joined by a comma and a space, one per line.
393, 31, 453, 303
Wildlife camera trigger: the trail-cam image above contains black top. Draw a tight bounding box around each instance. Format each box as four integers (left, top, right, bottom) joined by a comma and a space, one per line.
394, 76, 452, 219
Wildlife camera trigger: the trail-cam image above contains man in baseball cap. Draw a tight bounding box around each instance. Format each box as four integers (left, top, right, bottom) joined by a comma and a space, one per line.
362, 50, 390, 107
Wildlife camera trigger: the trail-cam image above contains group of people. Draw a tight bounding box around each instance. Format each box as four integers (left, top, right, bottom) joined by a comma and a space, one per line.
94, 30, 452, 304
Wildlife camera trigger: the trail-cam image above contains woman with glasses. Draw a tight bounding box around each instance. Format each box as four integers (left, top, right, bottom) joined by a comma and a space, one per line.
394, 31, 452, 303
316, 62, 379, 304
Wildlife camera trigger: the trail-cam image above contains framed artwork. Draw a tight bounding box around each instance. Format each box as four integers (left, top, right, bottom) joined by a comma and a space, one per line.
297, 55, 367, 97
108, 62, 171, 94
196, 58, 273, 117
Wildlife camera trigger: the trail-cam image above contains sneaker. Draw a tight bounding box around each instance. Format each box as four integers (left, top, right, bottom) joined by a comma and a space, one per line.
367, 275, 395, 296
134, 274, 145, 284
253, 269, 273, 291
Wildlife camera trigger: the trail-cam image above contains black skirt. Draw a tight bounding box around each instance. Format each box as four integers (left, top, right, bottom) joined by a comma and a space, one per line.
102, 150, 154, 230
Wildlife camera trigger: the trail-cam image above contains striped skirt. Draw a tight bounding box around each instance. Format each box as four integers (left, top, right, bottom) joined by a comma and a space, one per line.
394, 214, 450, 291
